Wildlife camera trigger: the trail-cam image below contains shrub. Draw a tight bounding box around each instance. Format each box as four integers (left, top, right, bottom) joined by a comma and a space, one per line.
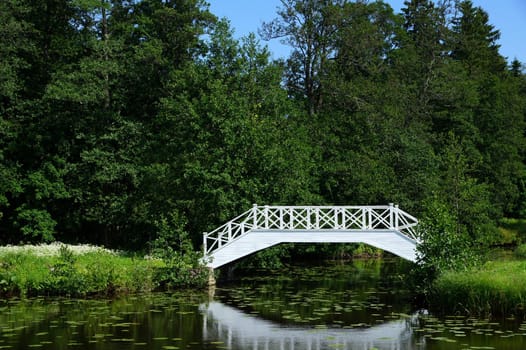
150, 211, 209, 288
412, 197, 481, 292
48, 245, 84, 294
0, 252, 51, 296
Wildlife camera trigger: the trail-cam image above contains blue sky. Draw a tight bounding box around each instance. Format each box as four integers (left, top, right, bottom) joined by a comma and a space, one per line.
207, 0, 526, 64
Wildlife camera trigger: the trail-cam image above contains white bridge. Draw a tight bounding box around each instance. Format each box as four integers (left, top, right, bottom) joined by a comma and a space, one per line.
203, 204, 419, 268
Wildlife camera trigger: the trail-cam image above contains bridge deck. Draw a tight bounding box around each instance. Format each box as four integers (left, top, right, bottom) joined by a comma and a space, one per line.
203, 205, 419, 268
207, 229, 417, 268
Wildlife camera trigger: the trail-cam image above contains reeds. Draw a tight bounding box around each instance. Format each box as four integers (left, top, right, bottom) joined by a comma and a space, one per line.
431, 260, 526, 316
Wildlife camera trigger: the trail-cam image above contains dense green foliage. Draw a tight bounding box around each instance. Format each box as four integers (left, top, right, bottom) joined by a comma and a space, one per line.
1, 0, 524, 262
413, 197, 482, 289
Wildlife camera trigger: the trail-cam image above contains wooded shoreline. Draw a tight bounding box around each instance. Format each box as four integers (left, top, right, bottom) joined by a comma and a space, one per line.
1, 0, 525, 314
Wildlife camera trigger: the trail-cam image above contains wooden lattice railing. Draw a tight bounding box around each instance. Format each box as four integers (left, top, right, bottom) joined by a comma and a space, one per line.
203, 204, 419, 255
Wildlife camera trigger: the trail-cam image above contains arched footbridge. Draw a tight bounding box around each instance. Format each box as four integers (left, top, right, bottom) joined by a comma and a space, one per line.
203, 204, 419, 269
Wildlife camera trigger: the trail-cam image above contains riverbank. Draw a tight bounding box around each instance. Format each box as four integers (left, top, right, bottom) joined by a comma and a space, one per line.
422, 219, 526, 317
431, 258, 526, 317
0, 243, 208, 297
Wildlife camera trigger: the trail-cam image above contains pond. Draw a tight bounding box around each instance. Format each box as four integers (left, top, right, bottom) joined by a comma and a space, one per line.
1, 258, 526, 349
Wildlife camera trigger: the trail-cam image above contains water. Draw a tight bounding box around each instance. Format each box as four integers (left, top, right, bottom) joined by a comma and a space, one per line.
1, 259, 526, 349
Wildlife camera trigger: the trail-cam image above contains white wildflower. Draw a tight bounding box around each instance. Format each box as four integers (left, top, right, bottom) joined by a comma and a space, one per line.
0, 242, 119, 257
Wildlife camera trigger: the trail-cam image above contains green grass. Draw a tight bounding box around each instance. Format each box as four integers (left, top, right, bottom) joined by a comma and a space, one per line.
0, 245, 166, 297
431, 260, 526, 316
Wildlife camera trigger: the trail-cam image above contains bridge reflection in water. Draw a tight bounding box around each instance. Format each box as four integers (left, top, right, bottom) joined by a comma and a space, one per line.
200, 301, 421, 350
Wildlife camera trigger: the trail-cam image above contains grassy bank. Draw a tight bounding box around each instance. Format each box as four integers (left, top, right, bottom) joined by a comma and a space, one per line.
0, 243, 208, 297
431, 259, 526, 317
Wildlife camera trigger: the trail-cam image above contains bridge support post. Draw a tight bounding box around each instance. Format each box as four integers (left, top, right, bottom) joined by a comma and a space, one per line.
395, 204, 399, 230
389, 203, 394, 228
207, 267, 216, 286
253, 204, 258, 227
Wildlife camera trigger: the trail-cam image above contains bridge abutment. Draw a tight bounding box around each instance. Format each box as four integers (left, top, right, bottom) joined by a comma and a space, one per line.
207, 267, 216, 286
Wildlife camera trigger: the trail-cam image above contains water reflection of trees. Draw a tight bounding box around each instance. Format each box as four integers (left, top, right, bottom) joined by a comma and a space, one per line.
0, 292, 209, 349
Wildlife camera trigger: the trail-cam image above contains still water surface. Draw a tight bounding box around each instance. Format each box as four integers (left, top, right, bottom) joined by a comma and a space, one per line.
1, 259, 526, 350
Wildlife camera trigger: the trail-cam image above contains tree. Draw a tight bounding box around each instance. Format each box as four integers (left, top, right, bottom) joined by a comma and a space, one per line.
305, 1, 440, 209
0, 0, 216, 246
260, 0, 346, 116
150, 20, 318, 244
315, 1, 404, 205
398, 0, 454, 125
0, 0, 79, 243
438, 133, 496, 242
451, 0, 505, 76
451, 1, 525, 216
110, 0, 215, 122
0, 0, 31, 241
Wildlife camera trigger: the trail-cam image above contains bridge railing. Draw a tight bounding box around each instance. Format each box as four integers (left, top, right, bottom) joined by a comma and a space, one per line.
202, 208, 256, 254
203, 204, 419, 255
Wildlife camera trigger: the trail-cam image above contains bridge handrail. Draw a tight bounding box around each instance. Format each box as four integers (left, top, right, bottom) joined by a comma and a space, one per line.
396, 209, 419, 241
203, 208, 255, 254
203, 204, 419, 255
